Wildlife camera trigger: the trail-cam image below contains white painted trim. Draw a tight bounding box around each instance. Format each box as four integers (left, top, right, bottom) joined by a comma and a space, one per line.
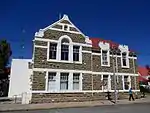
57, 23, 74, 27
35, 14, 86, 38
45, 71, 48, 91
47, 59, 82, 64
92, 53, 137, 59
49, 27, 81, 35
129, 57, 137, 59
34, 45, 48, 48
47, 42, 50, 61
82, 50, 92, 53
121, 52, 130, 68
46, 35, 83, 64
101, 50, 110, 67
34, 38, 92, 47
32, 90, 140, 93
45, 71, 82, 92
92, 53, 101, 55
92, 72, 113, 75
33, 68, 139, 76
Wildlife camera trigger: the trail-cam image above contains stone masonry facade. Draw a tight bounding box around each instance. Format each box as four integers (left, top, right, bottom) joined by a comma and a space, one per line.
31, 15, 139, 103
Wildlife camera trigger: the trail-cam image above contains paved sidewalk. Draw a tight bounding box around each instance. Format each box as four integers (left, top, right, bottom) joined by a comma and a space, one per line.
0, 98, 150, 112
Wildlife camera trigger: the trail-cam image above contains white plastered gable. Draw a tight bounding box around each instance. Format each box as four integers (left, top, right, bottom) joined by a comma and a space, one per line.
119, 45, 129, 68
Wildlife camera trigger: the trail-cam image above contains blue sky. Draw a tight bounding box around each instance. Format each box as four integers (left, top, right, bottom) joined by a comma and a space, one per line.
0, 0, 150, 66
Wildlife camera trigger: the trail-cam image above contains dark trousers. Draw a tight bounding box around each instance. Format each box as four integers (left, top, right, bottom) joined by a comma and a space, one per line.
129, 94, 134, 101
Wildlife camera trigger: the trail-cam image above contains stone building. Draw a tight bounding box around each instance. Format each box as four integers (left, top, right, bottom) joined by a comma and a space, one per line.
17, 14, 140, 103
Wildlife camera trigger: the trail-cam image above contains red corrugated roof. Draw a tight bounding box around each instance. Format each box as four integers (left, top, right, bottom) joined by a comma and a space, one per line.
138, 66, 149, 82
89, 38, 119, 49
89, 38, 136, 52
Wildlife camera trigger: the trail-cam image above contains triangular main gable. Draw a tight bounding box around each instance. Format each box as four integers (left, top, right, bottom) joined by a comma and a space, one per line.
41, 14, 86, 37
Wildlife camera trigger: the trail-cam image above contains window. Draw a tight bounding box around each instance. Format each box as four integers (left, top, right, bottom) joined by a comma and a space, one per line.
61, 44, 69, 60
73, 46, 80, 61
60, 73, 69, 90
73, 73, 80, 90
64, 25, 68, 31
61, 38, 69, 60
49, 43, 57, 59
124, 76, 129, 90
103, 75, 108, 90
47, 72, 56, 91
102, 50, 108, 65
122, 53, 127, 66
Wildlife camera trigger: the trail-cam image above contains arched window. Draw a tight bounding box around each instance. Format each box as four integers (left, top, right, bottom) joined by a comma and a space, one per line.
61, 38, 70, 60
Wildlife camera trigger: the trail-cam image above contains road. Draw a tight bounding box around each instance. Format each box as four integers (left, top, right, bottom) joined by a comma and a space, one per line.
3, 103, 150, 113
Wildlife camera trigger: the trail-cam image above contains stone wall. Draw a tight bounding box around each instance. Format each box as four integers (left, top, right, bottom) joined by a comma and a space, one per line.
118, 58, 135, 73
93, 74, 102, 90
34, 40, 47, 46
34, 47, 92, 71
92, 55, 114, 72
43, 30, 85, 43
111, 75, 123, 90
31, 91, 139, 103
82, 74, 92, 90
31, 92, 107, 103
32, 71, 46, 90
51, 24, 62, 29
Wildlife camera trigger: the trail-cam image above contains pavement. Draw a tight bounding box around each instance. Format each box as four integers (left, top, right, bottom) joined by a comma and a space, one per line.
0, 97, 150, 112
4, 103, 150, 113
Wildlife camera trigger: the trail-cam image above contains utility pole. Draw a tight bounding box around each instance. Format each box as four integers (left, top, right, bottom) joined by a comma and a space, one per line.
112, 47, 117, 104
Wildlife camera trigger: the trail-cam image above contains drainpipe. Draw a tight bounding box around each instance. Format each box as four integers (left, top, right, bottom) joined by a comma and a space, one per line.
115, 55, 119, 99
112, 48, 117, 104
91, 52, 93, 96
133, 58, 137, 90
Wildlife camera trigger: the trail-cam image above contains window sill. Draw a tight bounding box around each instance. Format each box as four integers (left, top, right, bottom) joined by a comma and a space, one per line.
101, 64, 110, 67
47, 59, 82, 64
121, 66, 130, 68
32, 90, 82, 93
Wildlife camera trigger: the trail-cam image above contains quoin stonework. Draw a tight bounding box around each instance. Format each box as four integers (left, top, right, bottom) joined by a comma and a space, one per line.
8, 14, 140, 104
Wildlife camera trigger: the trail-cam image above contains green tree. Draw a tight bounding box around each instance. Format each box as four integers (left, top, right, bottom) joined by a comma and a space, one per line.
0, 40, 12, 73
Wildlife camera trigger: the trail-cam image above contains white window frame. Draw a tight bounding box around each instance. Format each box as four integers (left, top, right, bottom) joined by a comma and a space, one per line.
47, 35, 82, 64
48, 43, 57, 60
101, 74, 111, 91
73, 73, 80, 90
45, 71, 82, 93
121, 52, 129, 68
60, 73, 69, 90
47, 72, 57, 91
73, 46, 80, 62
122, 75, 131, 90
101, 50, 110, 67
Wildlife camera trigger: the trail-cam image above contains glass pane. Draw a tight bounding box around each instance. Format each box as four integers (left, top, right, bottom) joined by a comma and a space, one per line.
73, 73, 80, 80
73, 82, 79, 90
73, 53, 79, 61
48, 72, 56, 81
48, 81, 55, 91
102, 51, 108, 65
60, 82, 68, 90
49, 43, 57, 59
61, 45, 69, 60
73, 46, 79, 53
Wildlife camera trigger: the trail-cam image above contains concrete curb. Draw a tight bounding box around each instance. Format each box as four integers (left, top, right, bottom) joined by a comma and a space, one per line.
0, 101, 150, 112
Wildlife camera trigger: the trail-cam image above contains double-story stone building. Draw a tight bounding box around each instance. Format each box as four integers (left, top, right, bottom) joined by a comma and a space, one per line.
31, 14, 139, 103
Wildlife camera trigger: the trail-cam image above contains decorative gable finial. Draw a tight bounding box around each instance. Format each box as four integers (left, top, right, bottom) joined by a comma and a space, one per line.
99, 41, 110, 50
62, 14, 69, 20
119, 45, 129, 52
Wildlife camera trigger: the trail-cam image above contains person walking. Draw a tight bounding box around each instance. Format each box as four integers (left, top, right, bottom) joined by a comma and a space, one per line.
129, 88, 135, 101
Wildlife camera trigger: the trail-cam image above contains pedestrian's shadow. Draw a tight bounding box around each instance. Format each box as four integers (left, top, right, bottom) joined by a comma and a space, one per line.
109, 100, 115, 104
